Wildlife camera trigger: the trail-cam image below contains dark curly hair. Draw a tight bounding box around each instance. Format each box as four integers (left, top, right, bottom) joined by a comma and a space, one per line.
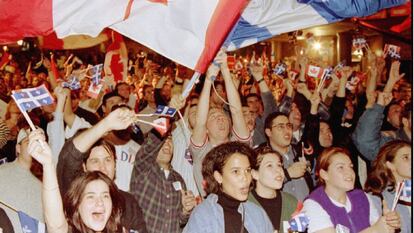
253, 145, 283, 170
202, 141, 256, 195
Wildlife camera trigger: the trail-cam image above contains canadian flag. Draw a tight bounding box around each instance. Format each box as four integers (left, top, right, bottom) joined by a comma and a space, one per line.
306, 65, 324, 79
153, 118, 169, 136
0, 0, 248, 73
38, 31, 110, 50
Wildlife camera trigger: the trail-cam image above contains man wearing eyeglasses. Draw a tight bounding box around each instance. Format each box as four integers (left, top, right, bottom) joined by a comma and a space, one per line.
264, 112, 309, 201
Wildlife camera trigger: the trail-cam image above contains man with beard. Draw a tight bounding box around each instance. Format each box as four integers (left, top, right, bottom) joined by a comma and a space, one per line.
57, 107, 148, 233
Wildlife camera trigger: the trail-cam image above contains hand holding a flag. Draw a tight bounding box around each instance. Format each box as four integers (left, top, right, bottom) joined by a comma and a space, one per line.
103, 107, 136, 132
169, 94, 186, 111
27, 128, 53, 167
384, 61, 405, 93
382, 200, 401, 231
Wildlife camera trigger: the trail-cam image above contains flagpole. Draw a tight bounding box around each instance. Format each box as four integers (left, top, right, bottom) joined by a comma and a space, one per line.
133, 117, 166, 130
391, 181, 405, 211
11, 92, 37, 131
21, 110, 37, 131
0, 199, 18, 212
181, 72, 201, 99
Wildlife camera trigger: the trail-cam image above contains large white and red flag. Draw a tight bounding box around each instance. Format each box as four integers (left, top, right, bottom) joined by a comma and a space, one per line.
110, 0, 248, 72
0, 0, 404, 73
0, 0, 130, 44
0, 0, 248, 73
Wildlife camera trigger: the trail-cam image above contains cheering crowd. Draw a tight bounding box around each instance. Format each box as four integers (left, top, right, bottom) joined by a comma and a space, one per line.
0, 38, 411, 233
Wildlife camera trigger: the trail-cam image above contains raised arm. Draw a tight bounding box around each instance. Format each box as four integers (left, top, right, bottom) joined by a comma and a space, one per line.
28, 129, 68, 233
73, 107, 135, 153
384, 61, 405, 93
191, 62, 219, 145
219, 51, 249, 139
352, 92, 394, 161
47, 86, 67, 164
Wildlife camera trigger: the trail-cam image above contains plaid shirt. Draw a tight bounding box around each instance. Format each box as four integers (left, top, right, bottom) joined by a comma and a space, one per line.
130, 131, 188, 233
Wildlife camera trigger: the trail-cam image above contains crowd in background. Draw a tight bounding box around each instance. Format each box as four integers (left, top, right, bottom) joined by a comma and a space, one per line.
0, 38, 411, 233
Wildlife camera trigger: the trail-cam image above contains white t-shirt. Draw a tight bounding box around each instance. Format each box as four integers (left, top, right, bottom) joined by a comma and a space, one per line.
114, 140, 141, 192
303, 192, 380, 233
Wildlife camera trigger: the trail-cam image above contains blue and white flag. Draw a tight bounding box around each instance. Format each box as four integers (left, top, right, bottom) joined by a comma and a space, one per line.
62, 75, 81, 90
154, 105, 177, 117
400, 179, 412, 203
18, 211, 46, 233
289, 212, 309, 232
11, 84, 54, 112
91, 64, 103, 85
224, 0, 405, 51
273, 62, 287, 76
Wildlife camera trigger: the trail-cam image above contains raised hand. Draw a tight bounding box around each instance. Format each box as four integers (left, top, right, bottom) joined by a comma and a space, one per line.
377, 92, 393, 107
382, 200, 401, 230
43, 56, 52, 70
28, 128, 53, 166
340, 66, 353, 82
54, 86, 68, 102
388, 61, 405, 85
309, 91, 321, 106
287, 161, 307, 179
249, 62, 264, 81
103, 107, 136, 131
169, 94, 186, 110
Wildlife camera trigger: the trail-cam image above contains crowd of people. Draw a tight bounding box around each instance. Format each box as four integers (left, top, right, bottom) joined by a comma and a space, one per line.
0, 39, 411, 233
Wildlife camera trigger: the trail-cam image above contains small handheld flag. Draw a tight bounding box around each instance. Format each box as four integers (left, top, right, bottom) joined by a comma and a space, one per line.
153, 118, 168, 135
399, 179, 411, 204
383, 44, 401, 59
11, 84, 54, 112
273, 62, 287, 76
154, 105, 177, 117
18, 211, 46, 233
352, 37, 367, 50
306, 65, 323, 79
289, 212, 309, 232
11, 84, 54, 130
91, 64, 103, 85
288, 69, 299, 81
87, 83, 103, 99
62, 75, 81, 90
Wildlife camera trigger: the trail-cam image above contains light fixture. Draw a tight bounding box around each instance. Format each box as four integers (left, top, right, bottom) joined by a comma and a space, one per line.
313, 42, 321, 50
17, 40, 23, 46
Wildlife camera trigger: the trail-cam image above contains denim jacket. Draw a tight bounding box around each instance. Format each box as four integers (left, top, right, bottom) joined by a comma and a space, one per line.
183, 194, 274, 233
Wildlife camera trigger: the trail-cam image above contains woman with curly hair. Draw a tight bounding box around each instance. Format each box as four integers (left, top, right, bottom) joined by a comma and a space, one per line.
365, 140, 411, 233
183, 141, 274, 233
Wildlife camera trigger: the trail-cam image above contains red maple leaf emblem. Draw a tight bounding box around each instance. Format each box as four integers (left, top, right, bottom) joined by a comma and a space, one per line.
310, 67, 318, 75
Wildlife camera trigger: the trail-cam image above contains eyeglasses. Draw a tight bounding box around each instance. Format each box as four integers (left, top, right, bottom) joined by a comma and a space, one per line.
271, 123, 293, 131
